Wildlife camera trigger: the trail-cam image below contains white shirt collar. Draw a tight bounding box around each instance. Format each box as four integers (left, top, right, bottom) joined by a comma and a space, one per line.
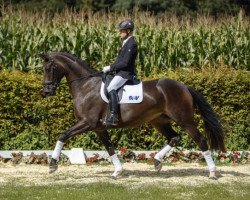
122, 36, 132, 47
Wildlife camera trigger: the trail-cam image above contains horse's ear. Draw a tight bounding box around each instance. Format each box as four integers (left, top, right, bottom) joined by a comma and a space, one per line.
38, 53, 50, 62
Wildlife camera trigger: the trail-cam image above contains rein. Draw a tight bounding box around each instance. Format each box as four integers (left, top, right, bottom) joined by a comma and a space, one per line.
65, 72, 103, 85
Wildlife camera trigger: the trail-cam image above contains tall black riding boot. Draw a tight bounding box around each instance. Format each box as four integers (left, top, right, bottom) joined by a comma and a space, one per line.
104, 90, 119, 127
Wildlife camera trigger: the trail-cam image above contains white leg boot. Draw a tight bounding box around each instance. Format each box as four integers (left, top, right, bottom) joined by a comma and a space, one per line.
110, 154, 123, 178
202, 150, 217, 180
51, 141, 65, 161
154, 144, 172, 172
49, 141, 64, 174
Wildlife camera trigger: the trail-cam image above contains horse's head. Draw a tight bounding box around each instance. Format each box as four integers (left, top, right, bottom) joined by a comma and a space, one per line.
39, 53, 65, 97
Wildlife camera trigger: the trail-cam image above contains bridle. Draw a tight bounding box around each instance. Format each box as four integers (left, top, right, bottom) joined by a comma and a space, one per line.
43, 59, 102, 88
43, 60, 59, 90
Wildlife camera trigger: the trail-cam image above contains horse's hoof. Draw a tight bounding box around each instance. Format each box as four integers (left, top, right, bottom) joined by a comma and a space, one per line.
209, 171, 217, 180
154, 159, 162, 172
111, 169, 123, 179
49, 165, 58, 174
209, 175, 218, 180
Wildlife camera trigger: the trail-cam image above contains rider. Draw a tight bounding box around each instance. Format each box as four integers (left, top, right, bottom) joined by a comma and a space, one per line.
103, 19, 138, 127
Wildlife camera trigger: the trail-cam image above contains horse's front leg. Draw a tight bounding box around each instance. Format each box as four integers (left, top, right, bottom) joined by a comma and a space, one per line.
49, 121, 92, 174
96, 130, 123, 178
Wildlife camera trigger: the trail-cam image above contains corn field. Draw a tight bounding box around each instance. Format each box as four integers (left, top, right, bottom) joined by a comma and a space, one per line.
0, 7, 249, 76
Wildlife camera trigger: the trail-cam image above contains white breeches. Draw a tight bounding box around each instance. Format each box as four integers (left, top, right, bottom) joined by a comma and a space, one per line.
107, 75, 128, 93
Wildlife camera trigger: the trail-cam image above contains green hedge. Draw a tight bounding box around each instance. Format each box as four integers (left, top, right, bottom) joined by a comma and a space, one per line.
0, 69, 249, 150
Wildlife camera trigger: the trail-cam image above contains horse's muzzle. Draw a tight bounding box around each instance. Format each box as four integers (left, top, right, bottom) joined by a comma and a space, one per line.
42, 85, 56, 97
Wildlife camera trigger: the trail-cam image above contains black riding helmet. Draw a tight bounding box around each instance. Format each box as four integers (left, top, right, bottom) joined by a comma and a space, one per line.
118, 19, 134, 31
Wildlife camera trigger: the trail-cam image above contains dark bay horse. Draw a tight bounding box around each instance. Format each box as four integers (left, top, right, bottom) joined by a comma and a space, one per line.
40, 52, 225, 179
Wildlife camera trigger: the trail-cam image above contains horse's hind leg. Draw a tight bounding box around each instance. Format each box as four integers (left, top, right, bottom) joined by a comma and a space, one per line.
150, 118, 180, 172
181, 120, 217, 179
96, 130, 123, 178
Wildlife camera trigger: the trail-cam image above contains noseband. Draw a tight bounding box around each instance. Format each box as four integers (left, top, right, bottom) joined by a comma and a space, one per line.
43, 60, 59, 89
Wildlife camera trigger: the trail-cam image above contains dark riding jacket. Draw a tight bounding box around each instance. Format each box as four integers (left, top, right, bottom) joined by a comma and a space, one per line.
110, 36, 138, 80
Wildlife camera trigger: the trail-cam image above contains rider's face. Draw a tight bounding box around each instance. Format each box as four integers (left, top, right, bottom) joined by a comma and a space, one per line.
119, 29, 128, 39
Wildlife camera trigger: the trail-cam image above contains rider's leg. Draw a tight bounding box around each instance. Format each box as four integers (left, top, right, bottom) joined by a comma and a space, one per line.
104, 75, 127, 126
106, 90, 119, 125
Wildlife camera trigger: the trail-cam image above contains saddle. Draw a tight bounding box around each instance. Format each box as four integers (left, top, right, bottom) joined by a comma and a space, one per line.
100, 74, 143, 104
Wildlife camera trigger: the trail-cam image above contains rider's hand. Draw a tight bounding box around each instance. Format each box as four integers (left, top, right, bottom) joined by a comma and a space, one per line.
102, 66, 110, 73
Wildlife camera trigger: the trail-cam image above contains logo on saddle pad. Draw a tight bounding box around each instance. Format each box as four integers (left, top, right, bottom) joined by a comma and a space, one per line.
100, 82, 143, 104
129, 95, 140, 100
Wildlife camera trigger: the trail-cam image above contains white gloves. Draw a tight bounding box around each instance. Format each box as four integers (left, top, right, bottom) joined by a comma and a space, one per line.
102, 66, 111, 73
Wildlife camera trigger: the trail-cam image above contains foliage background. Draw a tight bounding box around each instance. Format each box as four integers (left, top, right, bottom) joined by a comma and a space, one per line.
0, 8, 249, 74
0, 69, 249, 151
0, 6, 249, 151
2, 0, 250, 17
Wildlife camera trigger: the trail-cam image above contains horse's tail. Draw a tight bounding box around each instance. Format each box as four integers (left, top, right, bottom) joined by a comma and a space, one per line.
187, 86, 225, 152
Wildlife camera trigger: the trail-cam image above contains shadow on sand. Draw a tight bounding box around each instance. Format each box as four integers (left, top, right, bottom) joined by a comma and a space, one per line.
93, 167, 250, 180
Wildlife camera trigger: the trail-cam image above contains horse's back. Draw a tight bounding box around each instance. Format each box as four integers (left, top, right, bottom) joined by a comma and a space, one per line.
142, 77, 188, 92
143, 77, 193, 112
141, 77, 191, 107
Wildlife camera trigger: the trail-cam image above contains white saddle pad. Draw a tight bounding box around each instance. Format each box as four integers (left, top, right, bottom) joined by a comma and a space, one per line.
100, 82, 143, 104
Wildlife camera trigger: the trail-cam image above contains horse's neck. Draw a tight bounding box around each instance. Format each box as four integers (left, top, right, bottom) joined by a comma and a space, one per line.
57, 55, 92, 82
70, 76, 101, 99
61, 58, 99, 98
